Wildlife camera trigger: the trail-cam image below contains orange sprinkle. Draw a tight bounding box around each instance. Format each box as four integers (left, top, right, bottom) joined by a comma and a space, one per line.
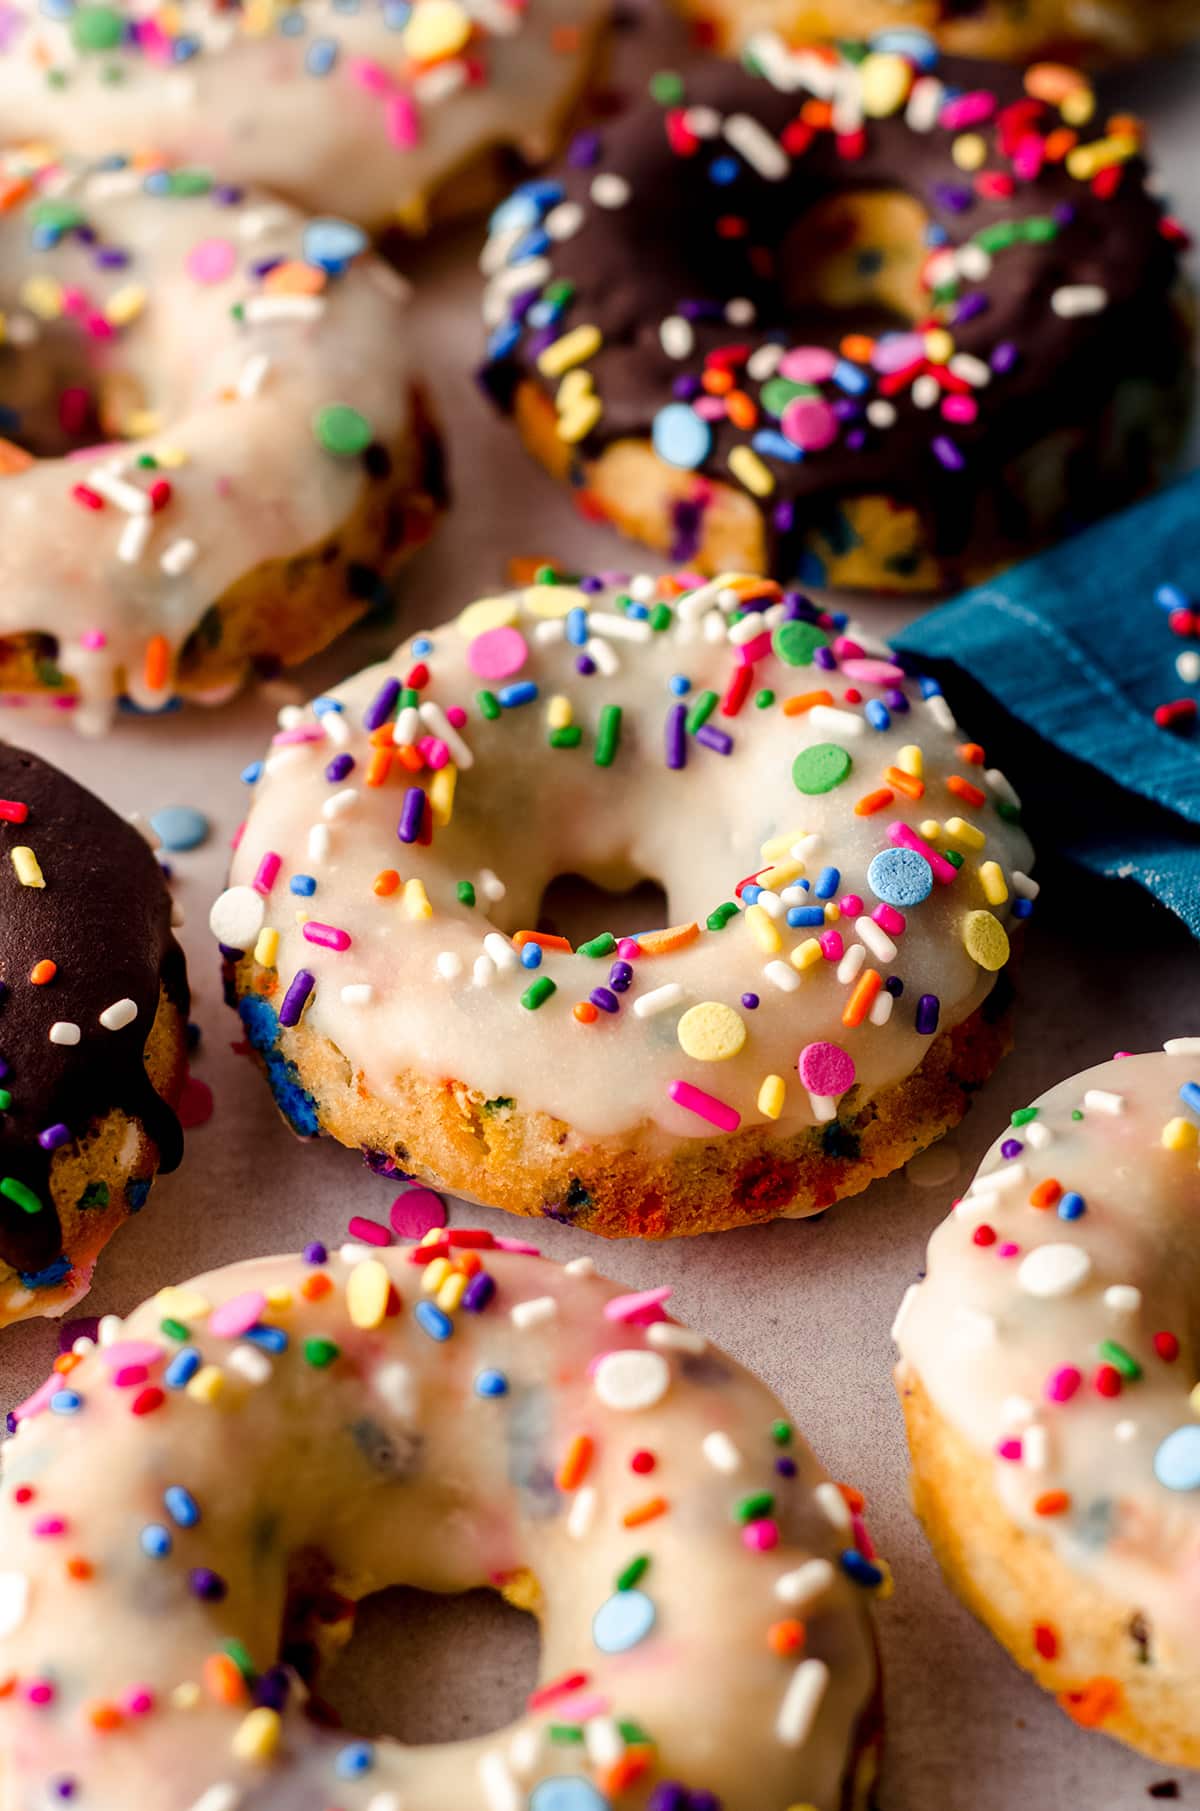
573, 1001, 598, 1024
369, 724, 396, 748
839, 1482, 866, 1514
263, 259, 326, 296
768, 1618, 806, 1657
300, 1272, 333, 1302
637, 921, 700, 957
454, 1250, 483, 1279
373, 869, 401, 897
0, 438, 34, 477
842, 968, 882, 1029
957, 741, 985, 765
600, 1749, 653, 1794
622, 1495, 669, 1529
1044, 127, 1077, 162
87, 1702, 122, 1732
365, 748, 393, 788
202, 1652, 247, 1705
54, 1353, 81, 1375
395, 744, 424, 773
782, 689, 834, 716
66, 1556, 93, 1581
726, 390, 758, 430
556, 1434, 595, 1493
702, 366, 734, 396
1034, 1489, 1071, 1517
854, 788, 894, 818
1029, 1178, 1063, 1209
800, 97, 832, 128
947, 775, 986, 808
30, 960, 56, 986
1058, 1677, 1123, 1729
143, 634, 170, 693
0, 177, 32, 214
840, 333, 875, 363
513, 930, 573, 953
885, 765, 925, 800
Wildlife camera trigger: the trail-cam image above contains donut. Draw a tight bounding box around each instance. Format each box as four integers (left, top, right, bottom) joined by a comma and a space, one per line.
893, 1042, 1200, 1765
0, 743, 188, 1329
673, 4, 1200, 63
212, 564, 1035, 1238
0, 145, 444, 731
0, 1237, 888, 1808
477, 43, 1190, 594
0, 0, 610, 235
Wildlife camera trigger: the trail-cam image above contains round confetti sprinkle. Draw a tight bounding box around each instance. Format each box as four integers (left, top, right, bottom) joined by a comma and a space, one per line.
651, 403, 712, 469
149, 806, 210, 852
467, 626, 528, 682
185, 238, 237, 285
208, 886, 265, 950
1017, 1243, 1092, 1299
592, 1588, 657, 1653
529, 1780, 608, 1811
314, 404, 372, 457
797, 1041, 856, 1097
867, 847, 933, 908
593, 1348, 670, 1412
781, 395, 838, 451
1153, 1426, 1200, 1492
772, 621, 828, 667
676, 1001, 747, 1062
71, 4, 124, 50
792, 743, 851, 795
389, 1188, 448, 1240
962, 909, 1011, 972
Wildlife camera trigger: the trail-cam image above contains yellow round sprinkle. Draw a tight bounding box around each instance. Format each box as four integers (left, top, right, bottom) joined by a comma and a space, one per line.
171, 1682, 200, 1711
677, 1001, 747, 1062
790, 937, 822, 973
11, 847, 44, 888
758, 1074, 786, 1119
456, 594, 519, 638
923, 328, 954, 364
232, 1707, 282, 1763
919, 819, 942, 841
253, 926, 279, 969
822, 902, 840, 924
104, 283, 147, 327
897, 744, 924, 777
858, 50, 912, 118
265, 1285, 293, 1311
978, 861, 1008, 905
522, 584, 586, 620
744, 903, 782, 954
403, 0, 471, 60
962, 910, 1010, 972
728, 445, 775, 497
537, 323, 603, 378
156, 1286, 211, 1322
21, 275, 64, 320
951, 132, 987, 171
347, 1258, 390, 1331
944, 816, 986, 850
1162, 1116, 1199, 1152
1061, 86, 1095, 125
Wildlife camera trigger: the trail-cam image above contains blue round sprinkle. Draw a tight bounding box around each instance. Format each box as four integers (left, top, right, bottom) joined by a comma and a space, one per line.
840, 1549, 884, 1589
869, 25, 940, 64
303, 218, 368, 272
668, 673, 690, 696
867, 847, 933, 908
529, 1781, 608, 1811
708, 153, 740, 185
290, 874, 317, 897
592, 1588, 656, 1654
1057, 1191, 1086, 1221
475, 1368, 509, 1398
50, 1390, 82, 1415
520, 944, 542, 970
140, 1524, 172, 1558
1155, 1426, 1200, 1492
334, 1741, 374, 1779
149, 805, 209, 852
240, 761, 263, 785
652, 403, 712, 471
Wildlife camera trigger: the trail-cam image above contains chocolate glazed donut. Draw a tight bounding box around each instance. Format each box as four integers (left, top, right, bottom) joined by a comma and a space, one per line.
479, 48, 1189, 592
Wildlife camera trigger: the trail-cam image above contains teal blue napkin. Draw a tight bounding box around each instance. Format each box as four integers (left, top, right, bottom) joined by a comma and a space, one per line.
892, 474, 1200, 935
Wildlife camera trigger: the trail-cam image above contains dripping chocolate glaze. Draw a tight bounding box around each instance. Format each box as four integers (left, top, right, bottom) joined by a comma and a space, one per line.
0, 746, 187, 1280
481, 53, 1185, 576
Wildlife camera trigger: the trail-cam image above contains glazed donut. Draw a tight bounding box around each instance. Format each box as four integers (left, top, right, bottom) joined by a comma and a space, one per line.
0, 743, 187, 1329
478, 42, 1190, 594
0, 1238, 887, 1809
213, 565, 1034, 1238
674, 3, 1200, 63
0, 146, 443, 731
0, 0, 610, 235
894, 1043, 1200, 1765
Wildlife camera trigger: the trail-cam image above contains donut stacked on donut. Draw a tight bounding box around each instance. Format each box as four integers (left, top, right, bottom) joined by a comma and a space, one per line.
213, 566, 1034, 1237
675, 4, 1200, 64
894, 1043, 1200, 1765
0, 146, 443, 729
0, 0, 610, 234
479, 42, 1190, 593
0, 744, 188, 1329
0, 1239, 887, 1809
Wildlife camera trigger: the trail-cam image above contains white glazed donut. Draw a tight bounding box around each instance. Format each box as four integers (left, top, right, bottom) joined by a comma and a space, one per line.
894, 1042, 1200, 1765
214, 565, 1034, 1238
0, 0, 609, 233
0, 146, 441, 730
0, 1237, 887, 1808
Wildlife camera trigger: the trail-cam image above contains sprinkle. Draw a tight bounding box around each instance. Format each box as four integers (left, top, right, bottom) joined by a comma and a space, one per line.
10, 847, 44, 888
776, 1658, 830, 1747
593, 1349, 670, 1412
666, 1079, 741, 1133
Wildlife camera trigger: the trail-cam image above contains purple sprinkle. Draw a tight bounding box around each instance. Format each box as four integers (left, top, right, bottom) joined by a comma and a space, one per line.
665, 701, 687, 769
932, 182, 973, 213
1000, 1139, 1023, 1161
672, 374, 702, 401
325, 752, 354, 783
775, 1456, 797, 1478
1053, 201, 1077, 227
885, 976, 904, 997
189, 1567, 227, 1603
253, 1667, 291, 1712
991, 340, 1019, 375
397, 787, 426, 844
953, 292, 989, 325
38, 1123, 71, 1152
813, 645, 837, 672
568, 130, 601, 167
695, 724, 733, 755
772, 499, 797, 535
575, 654, 596, 676
609, 961, 634, 993
278, 969, 315, 1029
462, 1272, 497, 1313
679, 298, 723, 321
93, 247, 129, 269
931, 435, 966, 472
741, 993, 759, 1010
363, 677, 399, 732
845, 428, 867, 451
648, 1789, 689, 1811
580, 575, 605, 594
590, 987, 619, 1014
212, 184, 244, 206
915, 993, 940, 1035
883, 688, 907, 711
303, 1242, 328, 1265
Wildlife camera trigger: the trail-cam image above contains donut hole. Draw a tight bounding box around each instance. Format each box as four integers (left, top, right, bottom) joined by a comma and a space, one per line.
315, 1584, 541, 1744
536, 871, 670, 946
778, 188, 933, 334
0, 317, 154, 460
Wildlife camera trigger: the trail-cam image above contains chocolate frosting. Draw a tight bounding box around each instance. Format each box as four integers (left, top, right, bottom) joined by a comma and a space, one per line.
480, 49, 1185, 575
0, 746, 187, 1282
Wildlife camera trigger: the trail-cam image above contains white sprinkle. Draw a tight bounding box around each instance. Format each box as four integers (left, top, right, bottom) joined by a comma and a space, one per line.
236, 352, 271, 399
723, 111, 789, 179
702, 1431, 744, 1474
1002, 1396, 1035, 1428
725, 296, 755, 325
1105, 1284, 1142, 1315
1018, 1243, 1092, 1299
925, 693, 956, 733
186, 1789, 242, 1811
646, 1321, 707, 1355
478, 868, 506, 902
763, 960, 801, 994
322, 788, 357, 821
807, 1092, 837, 1122
87, 466, 151, 515
435, 952, 463, 981
774, 1558, 835, 1609
867, 399, 897, 429
584, 635, 618, 677
633, 982, 684, 1019
1163, 1037, 1200, 1055
1177, 651, 1200, 684
340, 984, 374, 1006
99, 998, 138, 1032
508, 1723, 542, 1778
590, 173, 630, 208
1024, 1120, 1052, 1151
855, 916, 897, 963
564, 1256, 595, 1278
836, 943, 866, 986
117, 513, 151, 565
544, 200, 584, 241
473, 955, 496, 988
243, 294, 325, 323
477, 1748, 521, 1811
588, 610, 651, 645
629, 575, 657, 602
483, 932, 518, 972
308, 824, 331, 863
510, 1296, 557, 1331
373, 1360, 417, 1420
955, 243, 992, 282
906, 74, 944, 130
160, 537, 198, 577
395, 705, 421, 746
366, 1795, 402, 1811
1023, 1425, 1048, 1472
986, 766, 1021, 809
753, 889, 785, 920
227, 1345, 271, 1386
1084, 1089, 1124, 1116
98, 1314, 123, 1347
0, 1572, 29, 1638
729, 611, 773, 646
49, 1022, 81, 1046
584, 1716, 624, 1767
948, 352, 991, 388
660, 314, 694, 359
807, 705, 865, 739
594, 1349, 670, 1412
971, 1160, 1027, 1197
912, 373, 940, 410
776, 1658, 830, 1747
568, 1485, 597, 1540
419, 700, 474, 769
1115, 1420, 1139, 1443
1051, 283, 1107, 318
683, 103, 721, 136
868, 988, 893, 1027
814, 1479, 851, 1533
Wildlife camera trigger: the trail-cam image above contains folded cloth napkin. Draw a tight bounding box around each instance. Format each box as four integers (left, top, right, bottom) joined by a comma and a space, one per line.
891, 473, 1200, 936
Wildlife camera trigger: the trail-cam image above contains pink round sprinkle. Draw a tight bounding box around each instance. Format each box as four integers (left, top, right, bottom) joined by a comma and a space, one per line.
797, 1041, 857, 1097
32, 1517, 66, 1538
26, 1681, 55, 1706
840, 658, 905, 686
996, 1438, 1023, 1462
1045, 1365, 1082, 1403
467, 625, 528, 682
385, 91, 420, 147
348, 1214, 392, 1248
617, 938, 640, 960
780, 396, 838, 452
446, 705, 467, 728
389, 1187, 448, 1241
121, 1687, 155, 1716
778, 346, 836, 384
818, 930, 844, 962
942, 395, 978, 425
998, 1242, 1020, 1259
185, 237, 237, 285
349, 55, 393, 94
838, 894, 864, 917
112, 1364, 149, 1389
80, 628, 107, 651
872, 903, 905, 937
208, 1290, 267, 1341
742, 1519, 779, 1552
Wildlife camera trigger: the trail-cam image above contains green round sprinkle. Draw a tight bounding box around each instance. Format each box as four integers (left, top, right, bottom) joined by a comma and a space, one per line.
594, 703, 622, 768
457, 881, 476, 908
521, 976, 557, 1011
168, 169, 212, 197
996, 799, 1022, 823
70, 5, 124, 51
0, 1177, 43, 1215
650, 69, 685, 104
160, 1317, 191, 1343
944, 848, 965, 870
685, 689, 719, 734
760, 377, 817, 417
534, 565, 561, 585
578, 933, 616, 959
735, 1491, 775, 1525
773, 620, 828, 668
649, 602, 673, 632
755, 690, 775, 709
1098, 1340, 1142, 1380
313, 403, 372, 457
303, 1336, 340, 1368
793, 743, 851, 795
771, 1419, 793, 1446
1071, 1109, 1084, 1121
616, 1554, 650, 1592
